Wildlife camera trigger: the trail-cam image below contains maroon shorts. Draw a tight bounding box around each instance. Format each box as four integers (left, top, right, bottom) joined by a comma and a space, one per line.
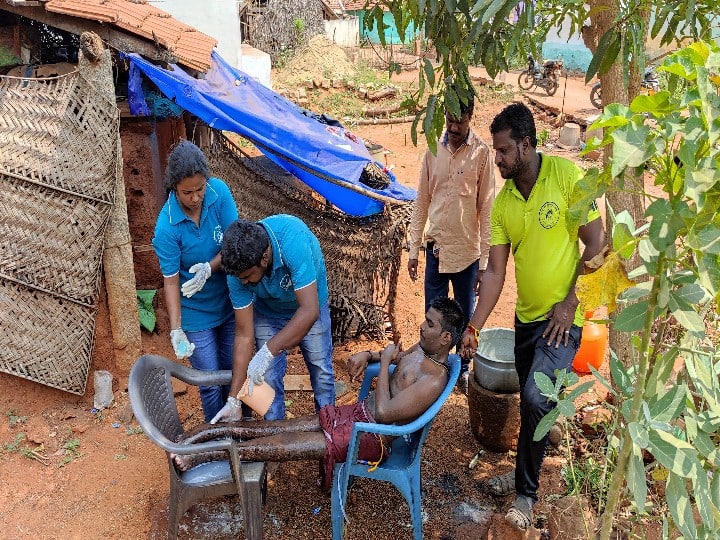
318, 401, 385, 491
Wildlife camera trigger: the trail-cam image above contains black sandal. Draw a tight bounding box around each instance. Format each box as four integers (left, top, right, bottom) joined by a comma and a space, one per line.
505, 496, 533, 530
487, 469, 515, 496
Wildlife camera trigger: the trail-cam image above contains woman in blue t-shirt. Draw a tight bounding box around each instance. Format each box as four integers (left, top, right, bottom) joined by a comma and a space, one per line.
152, 140, 241, 422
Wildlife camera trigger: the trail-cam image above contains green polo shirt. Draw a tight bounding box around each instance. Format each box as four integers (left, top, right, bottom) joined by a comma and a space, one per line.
490, 154, 600, 325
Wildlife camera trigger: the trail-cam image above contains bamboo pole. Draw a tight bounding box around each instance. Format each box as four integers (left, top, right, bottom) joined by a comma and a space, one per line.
355, 115, 416, 126
79, 32, 141, 372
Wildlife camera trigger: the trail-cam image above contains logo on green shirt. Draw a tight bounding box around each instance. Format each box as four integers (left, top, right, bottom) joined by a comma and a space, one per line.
538, 202, 560, 229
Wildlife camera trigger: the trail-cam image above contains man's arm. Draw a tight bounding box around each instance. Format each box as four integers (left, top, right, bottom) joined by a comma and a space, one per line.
229, 305, 256, 397
210, 305, 256, 423
543, 216, 606, 346
407, 151, 432, 281
476, 144, 496, 272
461, 244, 510, 357
372, 344, 445, 425
346, 341, 417, 382
264, 282, 320, 355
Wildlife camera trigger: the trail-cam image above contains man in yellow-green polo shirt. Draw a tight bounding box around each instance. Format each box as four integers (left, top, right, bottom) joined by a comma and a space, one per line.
461, 103, 605, 531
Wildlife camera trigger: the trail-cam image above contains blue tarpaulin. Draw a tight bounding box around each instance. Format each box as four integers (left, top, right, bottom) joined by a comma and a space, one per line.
126, 51, 416, 216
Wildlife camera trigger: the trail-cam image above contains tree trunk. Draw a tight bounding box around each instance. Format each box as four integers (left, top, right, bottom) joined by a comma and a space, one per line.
584, 0, 646, 369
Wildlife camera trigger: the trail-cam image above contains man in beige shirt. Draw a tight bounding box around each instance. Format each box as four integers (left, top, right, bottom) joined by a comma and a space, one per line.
407, 87, 495, 391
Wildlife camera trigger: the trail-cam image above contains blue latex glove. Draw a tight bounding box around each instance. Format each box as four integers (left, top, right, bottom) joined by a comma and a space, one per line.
181, 262, 211, 298
246, 343, 274, 395
170, 328, 195, 360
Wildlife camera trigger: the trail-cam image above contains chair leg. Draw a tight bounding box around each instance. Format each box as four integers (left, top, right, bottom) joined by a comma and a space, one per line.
331, 467, 350, 540
167, 467, 185, 540
410, 475, 423, 540
239, 462, 266, 540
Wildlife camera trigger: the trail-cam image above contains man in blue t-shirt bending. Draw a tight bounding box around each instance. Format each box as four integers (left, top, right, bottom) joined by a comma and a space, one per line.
210, 215, 335, 422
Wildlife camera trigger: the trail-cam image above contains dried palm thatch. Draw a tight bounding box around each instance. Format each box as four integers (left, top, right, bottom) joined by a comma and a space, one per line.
208, 133, 413, 342
0, 70, 119, 394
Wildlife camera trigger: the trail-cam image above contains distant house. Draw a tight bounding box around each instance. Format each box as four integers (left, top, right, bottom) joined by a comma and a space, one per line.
327, 0, 417, 44
163, 0, 353, 85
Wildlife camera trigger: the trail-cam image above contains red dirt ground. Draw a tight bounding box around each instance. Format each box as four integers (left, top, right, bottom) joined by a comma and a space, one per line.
0, 76, 629, 540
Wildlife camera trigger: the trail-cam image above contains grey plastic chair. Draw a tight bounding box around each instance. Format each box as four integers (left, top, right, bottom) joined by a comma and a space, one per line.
128, 354, 266, 540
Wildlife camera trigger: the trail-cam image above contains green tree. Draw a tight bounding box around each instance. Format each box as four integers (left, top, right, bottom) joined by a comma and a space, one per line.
538, 41, 720, 539
367, 0, 716, 366
365, 3, 719, 537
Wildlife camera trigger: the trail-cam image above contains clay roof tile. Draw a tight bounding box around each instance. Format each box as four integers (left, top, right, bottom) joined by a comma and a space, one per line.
43, 0, 217, 71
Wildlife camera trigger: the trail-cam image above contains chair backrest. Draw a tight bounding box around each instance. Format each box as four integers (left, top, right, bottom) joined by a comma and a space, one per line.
129, 354, 185, 445
128, 354, 235, 456
400, 354, 460, 459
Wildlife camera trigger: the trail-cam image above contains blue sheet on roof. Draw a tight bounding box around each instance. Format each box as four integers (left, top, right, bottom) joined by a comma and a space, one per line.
126, 51, 415, 216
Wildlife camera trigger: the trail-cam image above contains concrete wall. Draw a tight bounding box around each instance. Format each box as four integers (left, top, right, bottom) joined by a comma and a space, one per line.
356, 10, 417, 45
324, 17, 359, 47
159, 1, 271, 88
240, 43, 272, 89
160, 0, 242, 67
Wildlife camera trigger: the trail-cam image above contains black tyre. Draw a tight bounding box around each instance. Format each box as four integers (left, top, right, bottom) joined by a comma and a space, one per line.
590, 83, 602, 109
518, 71, 534, 90
546, 74, 559, 96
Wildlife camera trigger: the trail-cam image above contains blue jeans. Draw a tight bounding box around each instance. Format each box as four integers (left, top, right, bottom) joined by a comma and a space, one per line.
186, 317, 235, 422
254, 303, 335, 421
514, 317, 582, 502
425, 243, 479, 373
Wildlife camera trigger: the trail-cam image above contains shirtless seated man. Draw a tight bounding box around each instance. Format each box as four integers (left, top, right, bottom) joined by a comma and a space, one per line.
175, 296, 465, 491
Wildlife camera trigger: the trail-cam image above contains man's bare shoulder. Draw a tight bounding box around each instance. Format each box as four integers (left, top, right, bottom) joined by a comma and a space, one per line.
394, 349, 448, 389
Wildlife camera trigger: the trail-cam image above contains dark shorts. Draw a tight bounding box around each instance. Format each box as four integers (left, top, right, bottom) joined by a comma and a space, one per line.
318, 401, 385, 491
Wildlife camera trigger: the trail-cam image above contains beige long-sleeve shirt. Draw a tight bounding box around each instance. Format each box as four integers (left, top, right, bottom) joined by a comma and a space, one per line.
408, 129, 495, 273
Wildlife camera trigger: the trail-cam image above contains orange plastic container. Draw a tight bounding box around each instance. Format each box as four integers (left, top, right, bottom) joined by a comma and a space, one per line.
572, 310, 608, 374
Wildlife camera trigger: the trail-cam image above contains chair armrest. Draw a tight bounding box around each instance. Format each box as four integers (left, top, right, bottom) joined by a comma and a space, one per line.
358, 363, 395, 401
137, 419, 238, 456
169, 363, 233, 387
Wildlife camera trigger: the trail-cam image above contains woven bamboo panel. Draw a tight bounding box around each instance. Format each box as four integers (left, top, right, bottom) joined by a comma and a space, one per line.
0, 74, 118, 202
209, 134, 413, 342
0, 71, 118, 393
0, 174, 108, 304
0, 280, 96, 395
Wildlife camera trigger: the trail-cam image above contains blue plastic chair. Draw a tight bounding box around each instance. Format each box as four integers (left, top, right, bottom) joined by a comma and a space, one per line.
331, 354, 461, 540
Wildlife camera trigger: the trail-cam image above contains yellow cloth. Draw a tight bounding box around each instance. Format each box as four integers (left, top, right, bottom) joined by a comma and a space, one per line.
490, 154, 601, 326
408, 129, 495, 273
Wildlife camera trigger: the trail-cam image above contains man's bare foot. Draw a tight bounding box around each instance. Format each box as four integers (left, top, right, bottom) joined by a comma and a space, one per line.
170, 453, 193, 471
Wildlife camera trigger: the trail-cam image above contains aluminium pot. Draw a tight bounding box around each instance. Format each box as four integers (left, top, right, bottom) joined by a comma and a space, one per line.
473, 328, 520, 394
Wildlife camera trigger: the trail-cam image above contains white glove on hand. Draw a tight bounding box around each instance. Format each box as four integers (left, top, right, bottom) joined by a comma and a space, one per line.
181, 262, 212, 298
210, 396, 243, 424
170, 328, 195, 359
246, 343, 274, 395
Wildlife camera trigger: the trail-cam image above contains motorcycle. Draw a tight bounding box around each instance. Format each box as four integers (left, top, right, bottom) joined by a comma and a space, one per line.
517, 55, 564, 96
590, 66, 660, 109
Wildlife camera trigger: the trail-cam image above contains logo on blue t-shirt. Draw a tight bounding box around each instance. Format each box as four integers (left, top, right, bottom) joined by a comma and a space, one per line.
213, 225, 224, 246
280, 273, 293, 291
538, 201, 560, 229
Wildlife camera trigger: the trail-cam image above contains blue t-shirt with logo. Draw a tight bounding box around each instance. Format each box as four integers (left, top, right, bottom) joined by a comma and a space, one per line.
227, 214, 328, 318
152, 177, 238, 331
